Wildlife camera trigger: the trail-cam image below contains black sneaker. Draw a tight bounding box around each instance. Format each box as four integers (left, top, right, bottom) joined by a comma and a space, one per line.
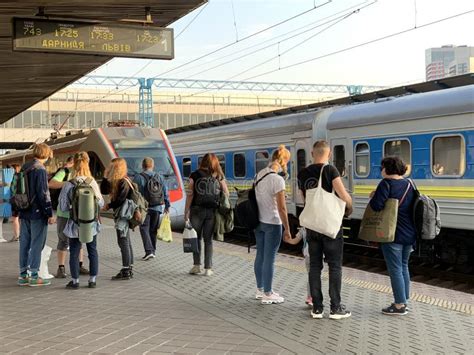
141, 254, 155, 261
329, 304, 351, 319
382, 304, 407, 316
88, 281, 96, 288
310, 307, 324, 319
111, 269, 131, 281
55, 266, 67, 278
66, 281, 79, 290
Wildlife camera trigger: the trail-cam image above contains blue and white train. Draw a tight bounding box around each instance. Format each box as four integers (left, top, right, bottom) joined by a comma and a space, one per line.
168, 76, 474, 267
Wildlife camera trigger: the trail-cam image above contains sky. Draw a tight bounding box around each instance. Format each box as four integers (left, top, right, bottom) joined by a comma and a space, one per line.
90, 0, 474, 88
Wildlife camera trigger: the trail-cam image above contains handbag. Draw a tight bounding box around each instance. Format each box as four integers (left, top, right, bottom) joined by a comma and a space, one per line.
183, 220, 199, 253
299, 165, 346, 239
359, 181, 411, 243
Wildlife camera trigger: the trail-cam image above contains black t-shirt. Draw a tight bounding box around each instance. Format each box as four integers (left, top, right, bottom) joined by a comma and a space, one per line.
297, 164, 340, 198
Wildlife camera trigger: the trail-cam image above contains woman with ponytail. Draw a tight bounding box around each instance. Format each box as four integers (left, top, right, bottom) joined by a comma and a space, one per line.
254, 145, 291, 305
58, 152, 104, 289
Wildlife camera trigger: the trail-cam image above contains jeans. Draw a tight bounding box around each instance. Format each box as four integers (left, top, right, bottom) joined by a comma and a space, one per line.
69, 236, 98, 279
19, 219, 48, 274
116, 229, 134, 267
139, 210, 161, 255
190, 206, 216, 269
254, 222, 282, 293
381, 243, 412, 304
307, 229, 344, 310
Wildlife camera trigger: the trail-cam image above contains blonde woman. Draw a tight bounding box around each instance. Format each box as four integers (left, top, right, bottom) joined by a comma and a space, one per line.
254, 145, 291, 304
58, 152, 104, 289
100, 158, 134, 280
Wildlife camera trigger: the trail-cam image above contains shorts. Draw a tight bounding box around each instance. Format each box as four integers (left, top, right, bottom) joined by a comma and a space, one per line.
57, 216, 80, 251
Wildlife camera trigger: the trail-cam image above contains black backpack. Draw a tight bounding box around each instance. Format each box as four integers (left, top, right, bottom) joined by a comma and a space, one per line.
234, 172, 275, 230
10, 165, 37, 212
140, 172, 165, 207
409, 179, 441, 240
49, 168, 69, 211
194, 173, 220, 208
70, 177, 99, 224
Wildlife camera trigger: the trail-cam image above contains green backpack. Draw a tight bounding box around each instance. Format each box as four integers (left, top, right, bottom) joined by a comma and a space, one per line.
124, 178, 148, 230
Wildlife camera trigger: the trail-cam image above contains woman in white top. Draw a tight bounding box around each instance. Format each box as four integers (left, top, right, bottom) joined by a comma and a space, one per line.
254, 145, 291, 304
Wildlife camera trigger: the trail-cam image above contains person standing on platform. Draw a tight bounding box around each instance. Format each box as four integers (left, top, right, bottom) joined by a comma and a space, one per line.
49, 156, 89, 278
298, 140, 353, 319
133, 157, 170, 261
17, 143, 55, 287
369, 157, 416, 316
254, 145, 292, 305
101, 158, 135, 280
184, 153, 228, 276
58, 152, 104, 289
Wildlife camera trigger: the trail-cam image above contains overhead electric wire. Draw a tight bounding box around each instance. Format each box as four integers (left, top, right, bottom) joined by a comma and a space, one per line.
169, 0, 371, 78
151, 0, 333, 78
241, 9, 474, 82
184, 2, 375, 80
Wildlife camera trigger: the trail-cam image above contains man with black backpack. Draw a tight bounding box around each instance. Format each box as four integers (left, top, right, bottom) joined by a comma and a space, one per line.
13, 143, 55, 287
49, 156, 89, 278
133, 157, 170, 260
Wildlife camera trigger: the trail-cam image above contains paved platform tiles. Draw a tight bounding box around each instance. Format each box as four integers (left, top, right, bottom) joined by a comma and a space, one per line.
0, 221, 472, 355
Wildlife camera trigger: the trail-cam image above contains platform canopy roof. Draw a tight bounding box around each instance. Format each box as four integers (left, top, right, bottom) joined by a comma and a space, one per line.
0, 0, 206, 125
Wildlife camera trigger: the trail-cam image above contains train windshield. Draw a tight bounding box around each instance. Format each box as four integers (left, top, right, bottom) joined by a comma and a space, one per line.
115, 146, 175, 178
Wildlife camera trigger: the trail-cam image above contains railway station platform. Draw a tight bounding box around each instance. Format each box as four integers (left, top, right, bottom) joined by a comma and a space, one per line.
0, 221, 472, 355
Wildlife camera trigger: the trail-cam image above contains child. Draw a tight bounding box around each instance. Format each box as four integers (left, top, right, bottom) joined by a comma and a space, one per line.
286, 227, 312, 307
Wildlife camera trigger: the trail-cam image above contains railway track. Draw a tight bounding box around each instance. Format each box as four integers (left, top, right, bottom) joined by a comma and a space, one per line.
225, 230, 474, 294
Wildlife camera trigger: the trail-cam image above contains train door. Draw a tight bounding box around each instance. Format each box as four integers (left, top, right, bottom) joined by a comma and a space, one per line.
330, 138, 352, 193
294, 139, 312, 207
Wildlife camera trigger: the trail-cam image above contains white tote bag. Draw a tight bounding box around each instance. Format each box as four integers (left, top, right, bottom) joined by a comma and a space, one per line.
299, 165, 346, 239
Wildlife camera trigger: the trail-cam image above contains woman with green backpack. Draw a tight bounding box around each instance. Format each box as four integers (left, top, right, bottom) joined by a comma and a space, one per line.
58, 152, 104, 289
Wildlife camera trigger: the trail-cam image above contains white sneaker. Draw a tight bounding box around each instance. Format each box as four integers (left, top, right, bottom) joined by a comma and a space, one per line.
256, 290, 279, 299
189, 265, 201, 275
261, 293, 284, 305
204, 269, 214, 276
0, 237, 8, 243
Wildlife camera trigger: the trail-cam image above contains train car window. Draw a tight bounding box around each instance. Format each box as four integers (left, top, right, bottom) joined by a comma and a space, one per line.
88, 152, 104, 180
432, 135, 466, 176
255, 151, 269, 173
234, 153, 246, 178
333, 145, 346, 176
182, 157, 191, 178
216, 154, 226, 175
384, 139, 411, 176
296, 149, 306, 174
355, 142, 370, 177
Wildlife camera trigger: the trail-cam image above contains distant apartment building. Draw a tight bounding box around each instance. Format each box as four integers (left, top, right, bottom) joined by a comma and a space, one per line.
425, 45, 474, 81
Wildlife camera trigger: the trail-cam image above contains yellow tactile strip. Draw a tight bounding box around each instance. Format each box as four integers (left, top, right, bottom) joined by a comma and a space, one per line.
208, 241, 474, 316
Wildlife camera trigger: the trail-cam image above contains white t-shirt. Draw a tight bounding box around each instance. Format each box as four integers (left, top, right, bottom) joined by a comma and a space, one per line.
255, 167, 286, 225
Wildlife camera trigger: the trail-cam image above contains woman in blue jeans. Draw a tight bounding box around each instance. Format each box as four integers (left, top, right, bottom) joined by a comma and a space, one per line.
59, 152, 104, 289
254, 145, 292, 304
370, 156, 417, 315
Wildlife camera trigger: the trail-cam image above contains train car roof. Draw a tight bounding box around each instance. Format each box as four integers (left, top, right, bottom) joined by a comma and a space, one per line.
326, 84, 474, 130
165, 73, 474, 135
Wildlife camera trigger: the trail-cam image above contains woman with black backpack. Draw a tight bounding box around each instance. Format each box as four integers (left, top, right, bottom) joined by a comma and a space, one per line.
369, 157, 417, 315
58, 152, 104, 289
184, 153, 229, 276
100, 158, 135, 281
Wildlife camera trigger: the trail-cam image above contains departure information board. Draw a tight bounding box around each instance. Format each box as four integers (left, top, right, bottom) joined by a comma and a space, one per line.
13, 18, 174, 59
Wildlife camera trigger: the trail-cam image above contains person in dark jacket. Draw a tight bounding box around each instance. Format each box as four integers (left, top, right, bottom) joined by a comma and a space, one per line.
18, 143, 56, 287
100, 158, 134, 280
369, 156, 416, 316
133, 157, 170, 261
